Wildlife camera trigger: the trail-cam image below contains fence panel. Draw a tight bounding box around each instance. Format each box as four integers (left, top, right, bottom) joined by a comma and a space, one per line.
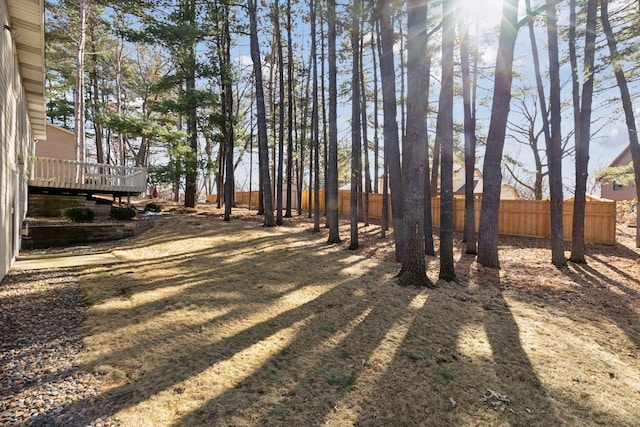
300, 190, 616, 244
498, 199, 551, 239
233, 191, 260, 208
212, 190, 299, 210
562, 200, 617, 245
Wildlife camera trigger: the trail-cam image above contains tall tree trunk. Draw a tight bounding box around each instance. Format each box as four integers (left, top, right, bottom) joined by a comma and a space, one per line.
299, 54, 311, 216
134, 138, 149, 168
437, 0, 456, 281
217, 141, 225, 208
375, 21, 388, 237
326, 0, 341, 243
569, 0, 580, 146
115, 31, 125, 168
88, 18, 104, 165
601, 0, 640, 248
285, 0, 294, 218
321, 13, 329, 223
248, 0, 276, 226
274, 0, 285, 225
399, 12, 406, 161
371, 30, 380, 195
310, 0, 320, 229
360, 23, 371, 226
423, 32, 434, 257
458, 3, 477, 255
349, 0, 362, 250
430, 131, 440, 196
570, 0, 597, 262
307, 51, 314, 218
174, 115, 183, 203
223, 3, 234, 221
398, 0, 432, 287
184, 0, 198, 208
269, 35, 277, 205
424, 84, 434, 257
185, 82, 198, 207
75, 0, 88, 165
546, 0, 566, 267
249, 87, 255, 210
477, 0, 519, 269
378, 0, 404, 261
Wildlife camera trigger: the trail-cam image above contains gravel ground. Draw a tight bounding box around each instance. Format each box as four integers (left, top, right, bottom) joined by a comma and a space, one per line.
0, 214, 158, 427
0, 269, 120, 427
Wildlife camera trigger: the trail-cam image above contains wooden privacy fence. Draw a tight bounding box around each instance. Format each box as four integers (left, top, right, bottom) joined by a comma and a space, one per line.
208, 190, 299, 210
300, 190, 617, 245
233, 191, 261, 207
207, 191, 261, 207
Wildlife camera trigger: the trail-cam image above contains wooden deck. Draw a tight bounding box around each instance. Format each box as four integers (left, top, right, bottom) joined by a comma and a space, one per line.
28, 156, 147, 195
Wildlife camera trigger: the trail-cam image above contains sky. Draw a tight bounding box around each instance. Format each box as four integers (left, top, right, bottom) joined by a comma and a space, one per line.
83, 0, 638, 199
232, 0, 639, 197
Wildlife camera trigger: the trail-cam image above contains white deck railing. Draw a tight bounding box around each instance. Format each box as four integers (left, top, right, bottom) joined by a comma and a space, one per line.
28, 156, 147, 194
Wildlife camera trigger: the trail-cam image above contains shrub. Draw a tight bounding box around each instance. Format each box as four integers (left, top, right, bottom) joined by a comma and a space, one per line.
62, 207, 95, 223
111, 206, 136, 220
144, 203, 162, 213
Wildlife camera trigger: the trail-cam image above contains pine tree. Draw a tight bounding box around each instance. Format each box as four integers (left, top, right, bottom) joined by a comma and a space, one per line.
477, 0, 520, 269
398, 0, 432, 287
248, 0, 276, 226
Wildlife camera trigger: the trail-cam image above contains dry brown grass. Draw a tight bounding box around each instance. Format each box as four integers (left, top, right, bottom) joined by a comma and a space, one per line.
76, 202, 640, 426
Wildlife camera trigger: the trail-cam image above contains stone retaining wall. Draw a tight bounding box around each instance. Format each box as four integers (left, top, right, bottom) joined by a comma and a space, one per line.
28, 194, 112, 217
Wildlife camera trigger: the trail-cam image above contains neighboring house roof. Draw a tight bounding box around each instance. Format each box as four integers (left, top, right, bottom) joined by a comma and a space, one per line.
608, 145, 632, 167
452, 164, 483, 195
46, 122, 74, 137
600, 145, 636, 201
6, 0, 46, 141
500, 184, 519, 200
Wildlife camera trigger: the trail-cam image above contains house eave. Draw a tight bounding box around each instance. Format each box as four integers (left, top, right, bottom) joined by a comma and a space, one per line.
7, 0, 46, 142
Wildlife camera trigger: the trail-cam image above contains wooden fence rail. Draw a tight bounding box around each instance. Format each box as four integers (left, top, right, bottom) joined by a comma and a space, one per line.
299, 190, 616, 245
208, 190, 300, 210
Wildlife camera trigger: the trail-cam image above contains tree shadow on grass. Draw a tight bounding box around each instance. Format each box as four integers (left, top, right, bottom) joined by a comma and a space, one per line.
19, 215, 390, 425
169, 279, 420, 426
586, 253, 640, 288
9, 216, 639, 426
560, 262, 640, 351
165, 247, 561, 426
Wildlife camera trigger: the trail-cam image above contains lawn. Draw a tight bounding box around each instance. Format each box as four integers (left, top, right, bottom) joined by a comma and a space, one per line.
75, 204, 639, 426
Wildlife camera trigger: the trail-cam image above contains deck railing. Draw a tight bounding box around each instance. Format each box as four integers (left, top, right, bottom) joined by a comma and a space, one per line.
28, 156, 147, 194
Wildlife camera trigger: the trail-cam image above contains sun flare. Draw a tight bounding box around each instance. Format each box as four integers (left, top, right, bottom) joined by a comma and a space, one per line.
458, 0, 507, 29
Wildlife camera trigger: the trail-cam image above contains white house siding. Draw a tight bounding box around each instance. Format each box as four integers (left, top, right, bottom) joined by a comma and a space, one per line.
1, 0, 38, 280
